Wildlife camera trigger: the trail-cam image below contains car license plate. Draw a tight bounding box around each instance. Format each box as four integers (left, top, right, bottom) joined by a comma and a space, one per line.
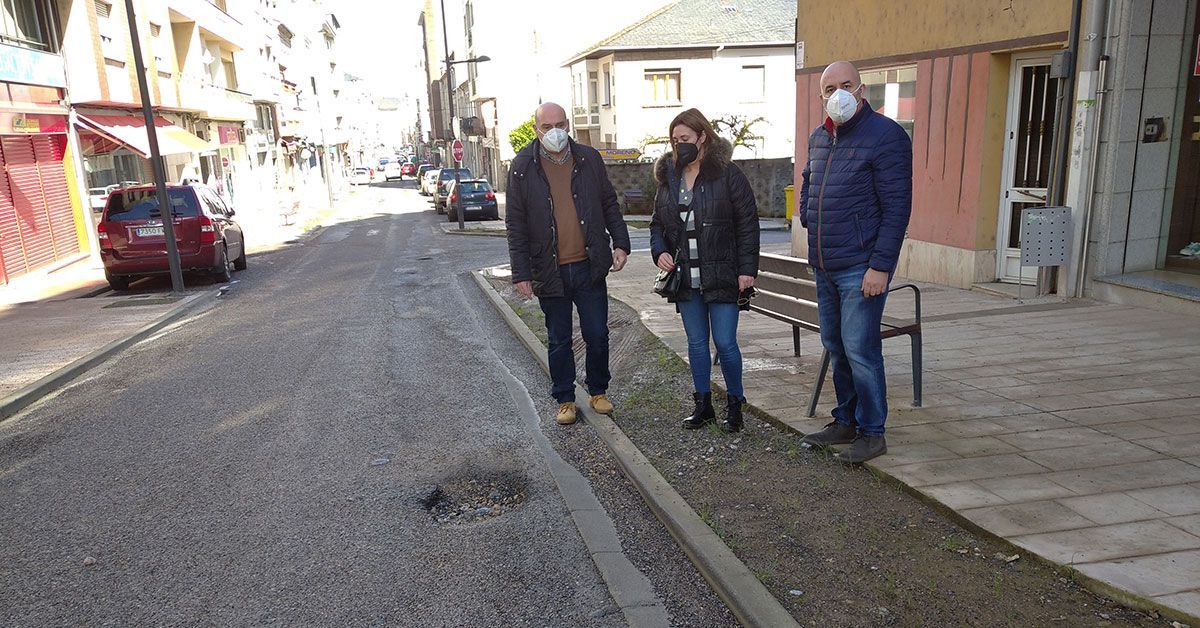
466, 205, 482, 212
136, 226, 164, 237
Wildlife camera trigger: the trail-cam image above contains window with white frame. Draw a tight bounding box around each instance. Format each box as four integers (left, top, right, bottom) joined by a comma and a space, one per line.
602, 64, 611, 106
861, 65, 917, 137
0, 0, 55, 51
95, 0, 122, 61
739, 65, 765, 103
644, 69, 680, 106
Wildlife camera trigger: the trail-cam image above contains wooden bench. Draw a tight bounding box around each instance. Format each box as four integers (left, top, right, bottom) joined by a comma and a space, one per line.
621, 188, 651, 214
751, 252, 923, 417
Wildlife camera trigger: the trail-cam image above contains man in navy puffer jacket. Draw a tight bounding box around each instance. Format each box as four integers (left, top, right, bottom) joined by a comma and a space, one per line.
798, 61, 913, 464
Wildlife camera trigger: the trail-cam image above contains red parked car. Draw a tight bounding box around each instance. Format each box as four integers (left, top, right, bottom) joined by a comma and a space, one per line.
97, 184, 246, 291
400, 161, 418, 177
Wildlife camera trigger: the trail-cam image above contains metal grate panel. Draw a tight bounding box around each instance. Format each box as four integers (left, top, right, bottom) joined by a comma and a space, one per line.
1020, 206, 1072, 267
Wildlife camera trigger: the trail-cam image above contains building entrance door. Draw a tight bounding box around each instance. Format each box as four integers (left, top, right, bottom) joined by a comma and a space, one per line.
997, 56, 1057, 284
1166, 15, 1200, 274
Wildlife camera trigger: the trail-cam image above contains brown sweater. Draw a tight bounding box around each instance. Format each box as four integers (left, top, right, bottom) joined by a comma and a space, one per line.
541, 152, 587, 265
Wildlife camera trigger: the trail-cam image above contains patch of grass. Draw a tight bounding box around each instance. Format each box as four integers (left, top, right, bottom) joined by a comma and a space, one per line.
938, 534, 971, 553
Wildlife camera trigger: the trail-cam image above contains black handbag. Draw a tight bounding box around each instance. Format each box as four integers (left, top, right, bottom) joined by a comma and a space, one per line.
653, 207, 693, 299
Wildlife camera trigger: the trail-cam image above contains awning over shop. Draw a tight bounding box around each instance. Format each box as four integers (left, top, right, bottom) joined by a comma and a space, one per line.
74, 114, 210, 158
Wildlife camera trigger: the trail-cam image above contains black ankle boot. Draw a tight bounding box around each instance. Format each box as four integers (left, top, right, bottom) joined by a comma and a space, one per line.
682, 392, 716, 429
721, 396, 744, 433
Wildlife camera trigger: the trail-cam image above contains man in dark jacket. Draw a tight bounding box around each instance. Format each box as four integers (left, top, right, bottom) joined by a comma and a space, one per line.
798, 61, 913, 464
505, 102, 631, 426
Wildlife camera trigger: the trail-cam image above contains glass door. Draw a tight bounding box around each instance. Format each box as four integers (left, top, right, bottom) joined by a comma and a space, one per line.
998, 58, 1056, 284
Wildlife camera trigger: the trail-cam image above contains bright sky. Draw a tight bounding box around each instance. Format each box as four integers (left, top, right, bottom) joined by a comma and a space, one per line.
338, 0, 426, 99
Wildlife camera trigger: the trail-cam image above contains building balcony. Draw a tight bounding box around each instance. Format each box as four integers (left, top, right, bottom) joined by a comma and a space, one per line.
572, 105, 600, 129
167, 0, 248, 50
179, 79, 256, 121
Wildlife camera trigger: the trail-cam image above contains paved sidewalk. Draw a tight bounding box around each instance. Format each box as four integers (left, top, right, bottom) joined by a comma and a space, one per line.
606, 245, 1200, 621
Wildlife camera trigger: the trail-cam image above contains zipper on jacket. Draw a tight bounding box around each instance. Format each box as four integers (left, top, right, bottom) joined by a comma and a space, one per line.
815, 134, 837, 271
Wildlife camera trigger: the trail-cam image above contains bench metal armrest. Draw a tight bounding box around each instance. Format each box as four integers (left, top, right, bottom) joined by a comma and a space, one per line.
887, 283, 922, 324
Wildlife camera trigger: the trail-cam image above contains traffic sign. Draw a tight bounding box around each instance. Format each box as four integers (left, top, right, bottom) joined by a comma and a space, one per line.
451, 139, 464, 163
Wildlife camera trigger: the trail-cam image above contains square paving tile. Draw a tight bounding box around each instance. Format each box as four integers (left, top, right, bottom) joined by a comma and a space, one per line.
1169, 515, 1200, 537
1126, 484, 1200, 516
1075, 550, 1200, 597
884, 423, 955, 445
1057, 492, 1172, 525
989, 413, 1075, 433
1139, 416, 1200, 436
919, 481, 1008, 510
1013, 520, 1200, 565
961, 501, 1095, 537
997, 427, 1119, 452
1091, 421, 1172, 441
939, 436, 1021, 458
976, 476, 1076, 503
886, 454, 1050, 488
1152, 591, 1200, 621
1134, 436, 1200, 458
871, 441, 962, 468
1047, 460, 1200, 494
1019, 441, 1165, 472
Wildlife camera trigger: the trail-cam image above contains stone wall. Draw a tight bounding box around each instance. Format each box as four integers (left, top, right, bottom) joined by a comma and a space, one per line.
604, 158, 794, 218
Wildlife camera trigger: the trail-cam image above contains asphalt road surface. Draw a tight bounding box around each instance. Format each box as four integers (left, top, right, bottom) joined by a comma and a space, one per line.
0, 179, 795, 626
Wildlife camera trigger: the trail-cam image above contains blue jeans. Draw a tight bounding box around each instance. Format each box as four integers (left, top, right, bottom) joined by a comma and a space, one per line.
815, 264, 889, 436
677, 291, 744, 399
538, 261, 610, 403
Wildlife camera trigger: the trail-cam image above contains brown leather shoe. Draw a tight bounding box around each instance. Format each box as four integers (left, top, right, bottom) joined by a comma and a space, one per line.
589, 394, 614, 415
556, 402, 578, 425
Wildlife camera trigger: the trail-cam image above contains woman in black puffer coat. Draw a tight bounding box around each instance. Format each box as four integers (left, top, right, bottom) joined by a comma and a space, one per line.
649, 108, 760, 433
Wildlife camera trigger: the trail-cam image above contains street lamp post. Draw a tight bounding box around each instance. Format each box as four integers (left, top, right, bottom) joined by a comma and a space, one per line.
438, 0, 489, 230
124, 0, 184, 294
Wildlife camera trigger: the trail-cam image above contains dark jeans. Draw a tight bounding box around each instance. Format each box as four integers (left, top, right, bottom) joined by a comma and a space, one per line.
815, 263, 889, 436
677, 290, 744, 398
538, 261, 610, 403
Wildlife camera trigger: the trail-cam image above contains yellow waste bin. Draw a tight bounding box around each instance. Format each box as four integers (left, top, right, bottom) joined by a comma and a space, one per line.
784, 184, 795, 225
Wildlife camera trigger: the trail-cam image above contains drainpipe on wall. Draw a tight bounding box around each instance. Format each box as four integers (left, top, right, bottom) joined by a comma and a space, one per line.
1071, 0, 1112, 298
1043, 0, 1085, 296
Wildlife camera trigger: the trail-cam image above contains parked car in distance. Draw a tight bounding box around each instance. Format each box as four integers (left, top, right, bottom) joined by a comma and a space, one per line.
97, 184, 246, 291
433, 168, 473, 213
351, 167, 372, 185
419, 168, 440, 195
445, 179, 499, 222
400, 162, 417, 177
415, 164, 433, 189
383, 161, 404, 181
88, 184, 118, 212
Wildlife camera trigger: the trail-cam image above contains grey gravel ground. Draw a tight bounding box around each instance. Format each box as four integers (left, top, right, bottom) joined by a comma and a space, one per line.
0, 181, 730, 626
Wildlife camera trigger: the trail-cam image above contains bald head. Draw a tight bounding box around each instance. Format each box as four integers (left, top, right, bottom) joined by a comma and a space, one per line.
820, 61, 861, 98
534, 102, 567, 128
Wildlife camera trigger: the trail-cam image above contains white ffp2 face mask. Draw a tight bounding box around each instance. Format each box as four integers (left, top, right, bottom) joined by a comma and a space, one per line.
540, 127, 570, 152
825, 88, 860, 125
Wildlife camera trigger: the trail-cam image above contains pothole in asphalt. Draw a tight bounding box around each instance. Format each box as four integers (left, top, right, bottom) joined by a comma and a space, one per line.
420, 474, 528, 526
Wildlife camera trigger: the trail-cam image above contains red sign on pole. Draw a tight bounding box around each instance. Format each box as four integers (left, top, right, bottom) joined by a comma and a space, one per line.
451, 138, 464, 163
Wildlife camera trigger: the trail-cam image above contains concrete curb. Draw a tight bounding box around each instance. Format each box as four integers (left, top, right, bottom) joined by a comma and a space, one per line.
0, 290, 219, 423
471, 270, 800, 628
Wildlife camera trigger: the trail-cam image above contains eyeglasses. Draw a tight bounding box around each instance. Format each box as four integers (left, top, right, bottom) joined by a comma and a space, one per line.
737, 287, 758, 306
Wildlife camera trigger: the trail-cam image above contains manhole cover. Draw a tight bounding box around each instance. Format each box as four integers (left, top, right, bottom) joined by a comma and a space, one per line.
421, 475, 526, 525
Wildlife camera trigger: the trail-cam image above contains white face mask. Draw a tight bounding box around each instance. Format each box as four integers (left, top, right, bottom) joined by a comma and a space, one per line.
540, 127, 570, 153
825, 87, 860, 125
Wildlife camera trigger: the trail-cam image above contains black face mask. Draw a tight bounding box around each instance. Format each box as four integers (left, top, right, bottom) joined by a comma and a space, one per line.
674, 142, 699, 172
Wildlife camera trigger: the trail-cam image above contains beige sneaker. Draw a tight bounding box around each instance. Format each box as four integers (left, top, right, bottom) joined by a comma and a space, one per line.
589, 394, 614, 415
556, 402, 578, 425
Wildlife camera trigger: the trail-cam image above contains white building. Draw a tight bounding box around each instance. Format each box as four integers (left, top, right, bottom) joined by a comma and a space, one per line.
563, 0, 796, 160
